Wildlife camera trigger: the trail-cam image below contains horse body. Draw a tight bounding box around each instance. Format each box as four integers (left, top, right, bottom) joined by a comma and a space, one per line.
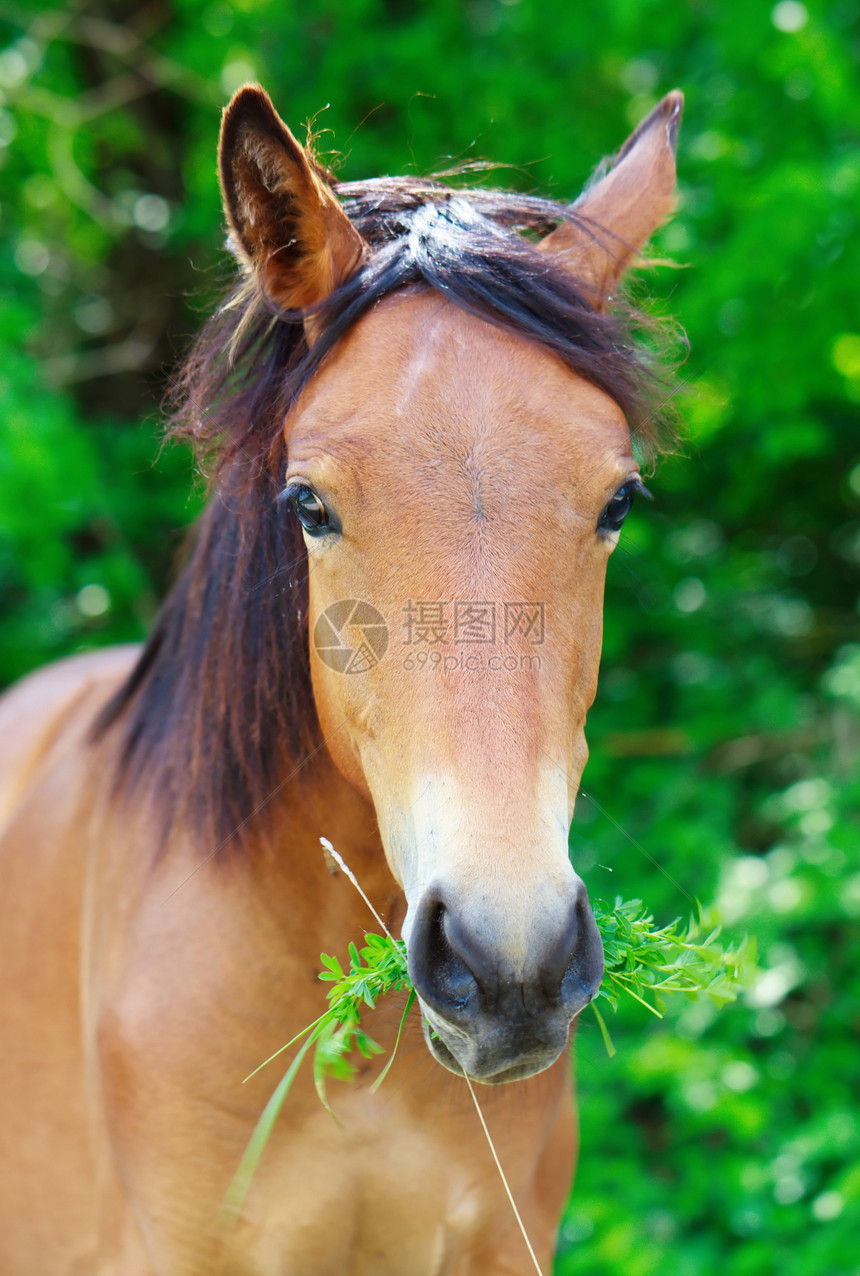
0, 86, 681, 1273
0, 648, 573, 1274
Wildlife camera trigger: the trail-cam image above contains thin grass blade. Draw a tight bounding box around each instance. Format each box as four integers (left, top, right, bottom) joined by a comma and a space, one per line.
220, 1030, 318, 1227
372, 989, 417, 1093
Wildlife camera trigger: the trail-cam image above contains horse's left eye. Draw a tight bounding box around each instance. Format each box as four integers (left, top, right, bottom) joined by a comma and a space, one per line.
598, 481, 645, 534
290, 486, 330, 533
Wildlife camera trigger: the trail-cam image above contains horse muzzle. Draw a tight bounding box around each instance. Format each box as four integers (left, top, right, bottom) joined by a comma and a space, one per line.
406, 881, 604, 1083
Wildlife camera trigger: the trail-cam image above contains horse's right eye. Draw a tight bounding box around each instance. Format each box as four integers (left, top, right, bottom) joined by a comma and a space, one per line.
290, 486, 330, 534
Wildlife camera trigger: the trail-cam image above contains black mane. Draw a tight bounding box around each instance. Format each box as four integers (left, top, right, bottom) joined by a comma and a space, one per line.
95, 176, 675, 848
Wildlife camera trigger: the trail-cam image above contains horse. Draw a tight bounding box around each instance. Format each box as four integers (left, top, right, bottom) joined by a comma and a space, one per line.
0, 85, 681, 1274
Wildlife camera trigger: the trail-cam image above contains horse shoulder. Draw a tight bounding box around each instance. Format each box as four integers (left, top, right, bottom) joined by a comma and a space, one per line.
0, 646, 140, 835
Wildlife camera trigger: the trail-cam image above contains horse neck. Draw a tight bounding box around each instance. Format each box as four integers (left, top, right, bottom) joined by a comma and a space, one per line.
270, 749, 399, 929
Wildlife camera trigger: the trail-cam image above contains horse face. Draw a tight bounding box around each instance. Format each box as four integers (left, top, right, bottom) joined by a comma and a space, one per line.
285, 292, 640, 1080
218, 84, 679, 1081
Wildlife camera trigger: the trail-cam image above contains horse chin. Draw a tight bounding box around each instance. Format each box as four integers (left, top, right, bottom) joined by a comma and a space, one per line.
418, 1008, 568, 1085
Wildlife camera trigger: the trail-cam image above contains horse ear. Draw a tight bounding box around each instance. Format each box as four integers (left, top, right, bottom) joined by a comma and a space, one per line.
539, 91, 683, 310
218, 85, 365, 329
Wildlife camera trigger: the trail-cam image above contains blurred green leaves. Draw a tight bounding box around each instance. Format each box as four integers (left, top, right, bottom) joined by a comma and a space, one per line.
1, 1, 859, 1273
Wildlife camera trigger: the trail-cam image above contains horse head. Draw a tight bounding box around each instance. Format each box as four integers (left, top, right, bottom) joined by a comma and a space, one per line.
218, 86, 680, 1083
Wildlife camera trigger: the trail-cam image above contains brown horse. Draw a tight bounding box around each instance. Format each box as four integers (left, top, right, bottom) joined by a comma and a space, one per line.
0, 86, 681, 1274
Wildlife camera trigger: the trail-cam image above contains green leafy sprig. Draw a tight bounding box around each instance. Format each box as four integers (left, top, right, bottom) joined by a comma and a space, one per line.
222, 897, 752, 1222
221, 935, 413, 1223
315, 935, 415, 1104
590, 897, 755, 1056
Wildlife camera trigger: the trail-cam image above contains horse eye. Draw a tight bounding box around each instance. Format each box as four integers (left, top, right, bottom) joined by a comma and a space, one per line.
290, 486, 330, 533
598, 481, 645, 534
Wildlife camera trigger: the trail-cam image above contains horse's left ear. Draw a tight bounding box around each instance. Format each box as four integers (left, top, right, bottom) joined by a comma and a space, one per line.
218, 85, 365, 333
539, 91, 683, 310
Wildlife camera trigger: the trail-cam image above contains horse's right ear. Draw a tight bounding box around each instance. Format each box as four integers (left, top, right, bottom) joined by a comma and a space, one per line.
218, 86, 365, 325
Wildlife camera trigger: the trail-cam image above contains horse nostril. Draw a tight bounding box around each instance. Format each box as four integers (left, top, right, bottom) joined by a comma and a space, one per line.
535, 884, 604, 1010
558, 886, 604, 1010
538, 924, 576, 1005
407, 896, 478, 1020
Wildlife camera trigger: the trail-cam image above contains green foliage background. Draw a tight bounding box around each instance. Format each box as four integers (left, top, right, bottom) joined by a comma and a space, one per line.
1, 0, 859, 1271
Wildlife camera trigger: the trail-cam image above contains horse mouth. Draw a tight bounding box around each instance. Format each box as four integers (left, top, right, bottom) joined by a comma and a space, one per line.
417, 1004, 572, 1085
